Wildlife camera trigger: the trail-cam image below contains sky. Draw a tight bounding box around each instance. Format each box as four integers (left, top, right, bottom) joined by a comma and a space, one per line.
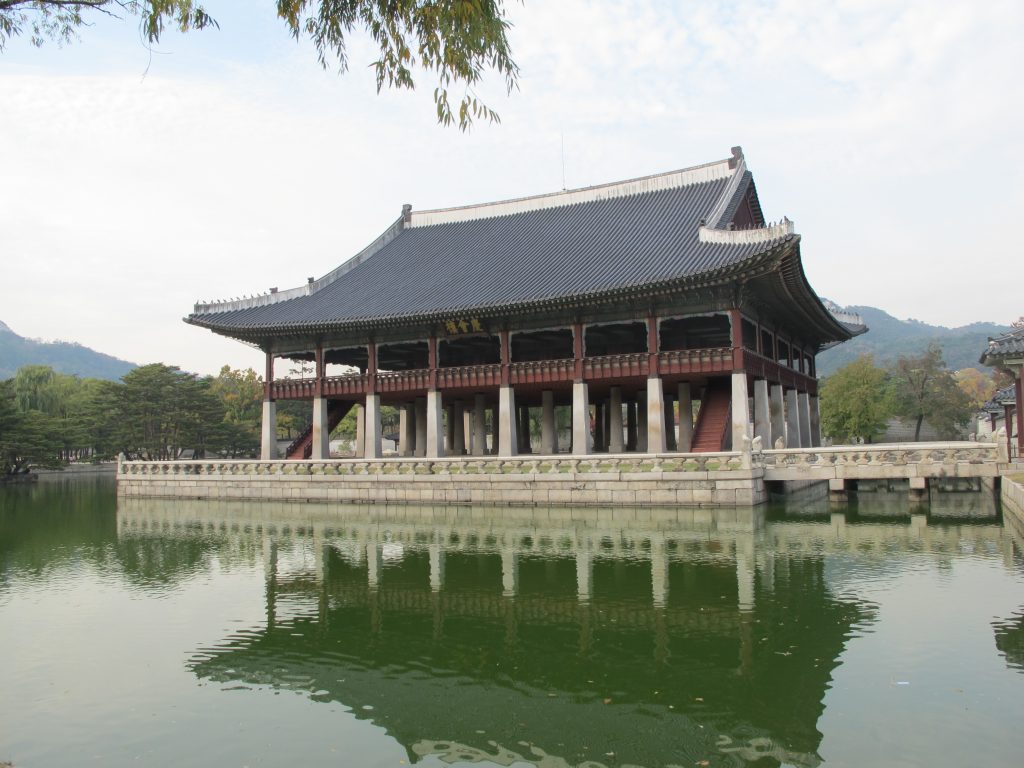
1, 0, 1022, 376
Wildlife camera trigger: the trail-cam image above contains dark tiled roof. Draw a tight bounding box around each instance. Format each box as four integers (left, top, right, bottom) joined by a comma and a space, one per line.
187, 151, 852, 343
981, 326, 1024, 364
982, 385, 1017, 413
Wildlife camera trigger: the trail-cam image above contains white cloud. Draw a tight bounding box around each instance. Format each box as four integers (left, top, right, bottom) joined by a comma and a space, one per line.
1, 0, 1021, 376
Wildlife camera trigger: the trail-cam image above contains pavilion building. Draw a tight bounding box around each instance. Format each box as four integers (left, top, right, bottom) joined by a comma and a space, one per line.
980, 325, 1024, 458
187, 147, 864, 461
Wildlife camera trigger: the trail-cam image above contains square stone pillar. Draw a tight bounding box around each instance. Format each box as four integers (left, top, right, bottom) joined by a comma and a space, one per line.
426, 390, 444, 458
399, 402, 414, 457
609, 386, 624, 453
785, 389, 802, 448
626, 400, 638, 451
646, 378, 667, 454
445, 403, 456, 455
677, 383, 693, 452
541, 390, 556, 454
414, 397, 428, 457
472, 394, 487, 456
260, 400, 277, 460
798, 392, 812, 448
463, 406, 473, 455
452, 401, 466, 455
364, 393, 382, 458
752, 379, 771, 448
636, 391, 648, 452
809, 395, 822, 447
769, 384, 785, 447
491, 404, 500, 454
664, 394, 677, 451
354, 404, 365, 457
311, 396, 330, 460
572, 380, 591, 455
593, 401, 605, 452
731, 372, 750, 451
498, 385, 518, 456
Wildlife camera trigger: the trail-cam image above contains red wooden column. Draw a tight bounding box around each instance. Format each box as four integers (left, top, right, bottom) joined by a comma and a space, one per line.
572, 322, 584, 381
427, 335, 438, 390
646, 315, 660, 377
499, 330, 511, 386
1014, 374, 1023, 455
314, 344, 324, 398
264, 351, 274, 401
367, 341, 377, 394
728, 309, 743, 371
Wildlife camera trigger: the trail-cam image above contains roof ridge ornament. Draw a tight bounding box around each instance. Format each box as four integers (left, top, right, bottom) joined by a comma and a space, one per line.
698, 217, 795, 245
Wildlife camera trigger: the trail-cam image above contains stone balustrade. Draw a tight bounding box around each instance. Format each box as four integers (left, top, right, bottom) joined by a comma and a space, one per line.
761, 442, 1001, 481
118, 451, 763, 508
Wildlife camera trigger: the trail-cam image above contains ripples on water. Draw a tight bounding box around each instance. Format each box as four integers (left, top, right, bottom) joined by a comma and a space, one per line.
1, 476, 1023, 767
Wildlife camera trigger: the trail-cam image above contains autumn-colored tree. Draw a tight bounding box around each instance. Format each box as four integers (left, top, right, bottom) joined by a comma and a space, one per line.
888, 344, 973, 441
955, 368, 1000, 409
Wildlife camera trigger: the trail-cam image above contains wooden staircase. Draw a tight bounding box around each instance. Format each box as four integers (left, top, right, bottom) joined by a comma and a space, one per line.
690, 381, 732, 452
285, 400, 354, 459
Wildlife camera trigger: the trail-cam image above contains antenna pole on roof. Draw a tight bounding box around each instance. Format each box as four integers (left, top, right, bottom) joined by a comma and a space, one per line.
561, 132, 567, 190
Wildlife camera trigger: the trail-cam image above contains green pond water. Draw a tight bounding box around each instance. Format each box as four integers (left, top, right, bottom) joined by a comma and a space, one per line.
1, 476, 1023, 768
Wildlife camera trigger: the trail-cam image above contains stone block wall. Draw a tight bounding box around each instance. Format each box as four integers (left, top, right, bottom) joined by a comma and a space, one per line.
117, 454, 768, 509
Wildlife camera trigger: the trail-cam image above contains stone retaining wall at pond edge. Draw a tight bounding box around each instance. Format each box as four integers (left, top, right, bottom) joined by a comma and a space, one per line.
1002, 475, 1024, 519
117, 454, 768, 508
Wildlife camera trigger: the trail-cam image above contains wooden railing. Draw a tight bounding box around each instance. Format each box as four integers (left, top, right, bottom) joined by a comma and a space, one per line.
266, 347, 819, 400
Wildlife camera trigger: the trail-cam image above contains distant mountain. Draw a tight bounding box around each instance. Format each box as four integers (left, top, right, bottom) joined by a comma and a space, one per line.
0, 321, 136, 381
817, 306, 1010, 376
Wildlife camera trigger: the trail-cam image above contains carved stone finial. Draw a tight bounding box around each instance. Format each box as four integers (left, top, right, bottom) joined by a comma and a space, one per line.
752, 435, 763, 453
729, 146, 744, 169
774, 436, 785, 450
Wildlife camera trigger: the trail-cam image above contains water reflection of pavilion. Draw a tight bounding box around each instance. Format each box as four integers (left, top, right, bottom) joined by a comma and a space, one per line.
116, 500, 1015, 768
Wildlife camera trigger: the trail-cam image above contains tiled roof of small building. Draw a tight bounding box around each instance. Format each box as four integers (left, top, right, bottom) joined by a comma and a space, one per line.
982, 385, 1017, 413
187, 148, 855, 344
981, 326, 1024, 364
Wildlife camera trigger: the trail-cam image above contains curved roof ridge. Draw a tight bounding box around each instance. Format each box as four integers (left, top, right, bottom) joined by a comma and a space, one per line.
407, 152, 739, 228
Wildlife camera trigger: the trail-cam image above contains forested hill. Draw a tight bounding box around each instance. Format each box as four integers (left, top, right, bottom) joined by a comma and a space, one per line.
0, 320, 136, 381
817, 306, 1010, 377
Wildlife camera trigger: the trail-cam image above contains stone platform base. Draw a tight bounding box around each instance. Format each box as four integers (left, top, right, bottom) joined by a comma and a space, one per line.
117, 454, 768, 508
